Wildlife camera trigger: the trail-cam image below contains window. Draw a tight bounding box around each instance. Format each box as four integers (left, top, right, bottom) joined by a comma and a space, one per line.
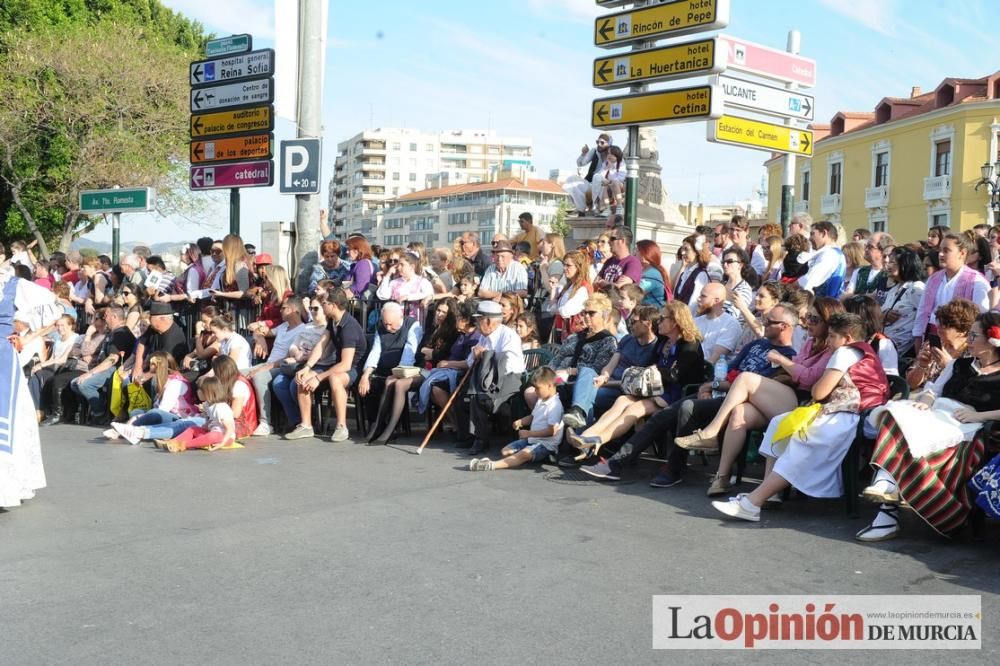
448, 212, 471, 226
391, 142, 401, 151
447, 231, 465, 242
392, 187, 399, 196
478, 230, 492, 245
801, 169, 810, 202
385, 219, 403, 229
934, 140, 951, 177
425, 143, 434, 151
932, 213, 949, 227
409, 159, 417, 167
408, 173, 417, 182
409, 143, 417, 151
392, 172, 400, 180
874, 152, 889, 187
385, 235, 406, 245
829, 162, 842, 195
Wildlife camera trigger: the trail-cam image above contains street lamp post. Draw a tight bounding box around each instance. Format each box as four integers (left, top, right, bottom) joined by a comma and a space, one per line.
975, 160, 1000, 224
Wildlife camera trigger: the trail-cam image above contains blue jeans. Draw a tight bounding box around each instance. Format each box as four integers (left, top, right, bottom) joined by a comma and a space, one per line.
144, 417, 206, 440
504, 438, 551, 463
132, 409, 180, 427
70, 367, 115, 416
271, 372, 301, 426
569, 367, 621, 424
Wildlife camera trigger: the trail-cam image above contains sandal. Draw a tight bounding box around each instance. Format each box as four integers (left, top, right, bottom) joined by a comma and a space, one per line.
855, 506, 900, 543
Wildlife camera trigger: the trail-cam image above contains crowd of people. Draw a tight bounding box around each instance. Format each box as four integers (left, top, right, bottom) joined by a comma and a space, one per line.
4, 210, 1000, 546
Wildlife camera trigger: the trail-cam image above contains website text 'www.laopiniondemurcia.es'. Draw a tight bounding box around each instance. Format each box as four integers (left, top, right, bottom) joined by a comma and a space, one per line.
652, 595, 981, 649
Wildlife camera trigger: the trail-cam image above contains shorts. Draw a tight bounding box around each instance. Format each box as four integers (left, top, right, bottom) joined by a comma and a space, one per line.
504, 438, 552, 462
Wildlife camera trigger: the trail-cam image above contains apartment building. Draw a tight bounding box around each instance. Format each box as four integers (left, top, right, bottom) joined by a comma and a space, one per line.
328, 128, 533, 237
765, 72, 1000, 242
378, 176, 569, 249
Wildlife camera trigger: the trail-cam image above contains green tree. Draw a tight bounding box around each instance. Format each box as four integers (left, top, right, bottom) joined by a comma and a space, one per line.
0, 1, 208, 255
549, 199, 573, 238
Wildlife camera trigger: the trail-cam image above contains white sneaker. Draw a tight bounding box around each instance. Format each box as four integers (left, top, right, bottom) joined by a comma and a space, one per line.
112, 422, 143, 446
103, 428, 121, 440
471, 458, 495, 471
711, 493, 761, 522
330, 425, 350, 442
252, 423, 273, 437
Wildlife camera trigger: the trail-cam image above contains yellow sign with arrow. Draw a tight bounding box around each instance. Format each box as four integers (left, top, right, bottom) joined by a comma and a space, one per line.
592, 85, 722, 130
593, 36, 723, 89
707, 114, 813, 156
594, 0, 730, 48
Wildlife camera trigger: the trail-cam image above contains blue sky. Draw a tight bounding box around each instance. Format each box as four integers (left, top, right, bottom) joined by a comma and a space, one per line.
89, 0, 998, 246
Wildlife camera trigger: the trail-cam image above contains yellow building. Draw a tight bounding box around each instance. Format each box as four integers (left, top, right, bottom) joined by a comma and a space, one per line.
766, 73, 1000, 243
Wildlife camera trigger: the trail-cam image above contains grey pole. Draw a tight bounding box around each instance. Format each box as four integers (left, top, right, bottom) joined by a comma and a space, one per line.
623, 0, 650, 239
293, 0, 325, 277
779, 30, 800, 234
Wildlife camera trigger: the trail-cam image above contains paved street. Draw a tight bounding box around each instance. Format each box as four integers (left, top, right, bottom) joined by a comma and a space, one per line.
2, 425, 998, 664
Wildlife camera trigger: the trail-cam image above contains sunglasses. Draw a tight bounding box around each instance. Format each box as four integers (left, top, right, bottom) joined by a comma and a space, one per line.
211, 249, 223, 255
805, 313, 821, 324
607, 237, 619, 243
723, 259, 741, 265
309, 306, 321, 312
583, 310, 601, 317
386, 259, 398, 265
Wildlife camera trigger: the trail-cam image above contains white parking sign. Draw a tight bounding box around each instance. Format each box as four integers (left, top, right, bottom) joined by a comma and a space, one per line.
279, 138, 321, 195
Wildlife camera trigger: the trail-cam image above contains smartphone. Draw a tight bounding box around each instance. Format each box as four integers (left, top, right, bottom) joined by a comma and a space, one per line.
929, 336, 942, 350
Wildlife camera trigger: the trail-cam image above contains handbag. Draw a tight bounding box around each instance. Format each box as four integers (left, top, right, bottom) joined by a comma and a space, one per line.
620, 365, 663, 398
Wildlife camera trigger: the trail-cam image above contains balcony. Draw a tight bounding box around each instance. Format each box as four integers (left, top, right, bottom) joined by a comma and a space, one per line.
363, 161, 386, 171
793, 200, 809, 214
820, 193, 841, 215
923, 175, 952, 201
865, 185, 889, 209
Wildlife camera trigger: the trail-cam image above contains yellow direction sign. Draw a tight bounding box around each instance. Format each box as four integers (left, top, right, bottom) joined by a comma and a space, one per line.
707, 114, 813, 156
592, 84, 722, 130
190, 133, 273, 164
593, 36, 724, 89
595, 0, 730, 48
189, 105, 273, 139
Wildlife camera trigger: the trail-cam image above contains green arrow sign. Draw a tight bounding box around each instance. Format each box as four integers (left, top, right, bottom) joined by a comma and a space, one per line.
79, 187, 155, 214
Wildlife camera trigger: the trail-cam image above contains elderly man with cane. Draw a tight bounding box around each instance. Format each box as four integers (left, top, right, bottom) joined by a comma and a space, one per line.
444, 301, 525, 457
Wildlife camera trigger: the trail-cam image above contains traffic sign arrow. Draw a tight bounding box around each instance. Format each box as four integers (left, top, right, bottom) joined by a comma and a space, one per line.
802, 97, 811, 117
596, 60, 613, 83
596, 105, 608, 123
192, 143, 204, 160
192, 168, 204, 187
193, 64, 203, 83
193, 90, 204, 109
192, 116, 203, 135
800, 132, 810, 152
598, 19, 613, 42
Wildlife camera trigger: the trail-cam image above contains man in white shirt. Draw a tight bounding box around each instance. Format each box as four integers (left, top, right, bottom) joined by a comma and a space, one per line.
246, 298, 307, 436
457, 300, 526, 456
798, 220, 846, 298
694, 283, 741, 364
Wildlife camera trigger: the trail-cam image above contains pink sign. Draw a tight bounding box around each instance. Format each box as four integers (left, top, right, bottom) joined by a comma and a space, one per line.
719, 36, 816, 88
190, 159, 273, 190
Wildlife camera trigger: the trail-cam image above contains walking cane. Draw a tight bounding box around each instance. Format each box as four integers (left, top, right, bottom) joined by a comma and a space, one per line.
417, 364, 474, 455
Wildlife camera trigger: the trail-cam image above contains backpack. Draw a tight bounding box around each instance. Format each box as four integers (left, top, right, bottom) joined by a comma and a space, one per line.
171, 261, 207, 296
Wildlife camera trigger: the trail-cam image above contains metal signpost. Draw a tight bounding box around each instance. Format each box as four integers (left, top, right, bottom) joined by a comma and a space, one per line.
592, 0, 730, 236
189, 40, 275, 235
78, 187, 156, 262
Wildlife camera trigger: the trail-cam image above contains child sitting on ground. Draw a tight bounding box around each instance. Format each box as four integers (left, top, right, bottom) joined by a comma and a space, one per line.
161, 377, 237, 453
470, 367, 563, 471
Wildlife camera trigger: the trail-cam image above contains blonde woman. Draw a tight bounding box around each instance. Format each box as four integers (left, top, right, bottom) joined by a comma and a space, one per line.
572, 301, 705, 459
842, 241, 867, 293
211, 234, 253, 302
538, 233, 566, 292
761, 235, 785, 282
248, 264, 293, 341
547, 250, 592, 343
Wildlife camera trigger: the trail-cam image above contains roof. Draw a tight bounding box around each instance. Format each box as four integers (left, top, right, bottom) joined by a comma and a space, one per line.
815, 71, 1000, 141
396, 178, 566, 202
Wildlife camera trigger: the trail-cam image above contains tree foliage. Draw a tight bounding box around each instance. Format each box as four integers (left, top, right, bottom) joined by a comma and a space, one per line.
0, 0, 209, 254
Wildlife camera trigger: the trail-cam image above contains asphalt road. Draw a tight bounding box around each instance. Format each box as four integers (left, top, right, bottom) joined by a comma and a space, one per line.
2, 425, 998, 664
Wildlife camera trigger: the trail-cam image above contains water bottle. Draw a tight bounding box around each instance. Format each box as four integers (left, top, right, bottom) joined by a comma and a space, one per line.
711, 358, 728, 398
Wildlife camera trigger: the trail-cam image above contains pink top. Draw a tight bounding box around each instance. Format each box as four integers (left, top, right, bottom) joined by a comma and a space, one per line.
787, 338, 834, 389
158, 373, 199, 417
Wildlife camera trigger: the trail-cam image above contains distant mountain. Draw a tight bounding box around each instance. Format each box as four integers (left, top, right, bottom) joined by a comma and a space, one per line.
72, 238, 186, 257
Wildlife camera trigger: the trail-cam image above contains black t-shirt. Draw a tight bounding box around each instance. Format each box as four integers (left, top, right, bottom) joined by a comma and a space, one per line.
327, 312, 367, 372
471, 249, 490, 278
100, 325, 137, 365
141, 322, 190, 367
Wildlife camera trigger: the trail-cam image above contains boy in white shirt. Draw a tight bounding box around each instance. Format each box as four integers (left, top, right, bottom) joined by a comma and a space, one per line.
470, 367, 563, 471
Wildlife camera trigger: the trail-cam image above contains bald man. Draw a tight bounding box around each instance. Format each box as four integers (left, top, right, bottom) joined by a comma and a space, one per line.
693, 282, 741, 364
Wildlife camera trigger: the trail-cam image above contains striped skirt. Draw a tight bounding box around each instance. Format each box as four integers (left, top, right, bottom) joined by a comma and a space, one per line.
872, 413, 985, 536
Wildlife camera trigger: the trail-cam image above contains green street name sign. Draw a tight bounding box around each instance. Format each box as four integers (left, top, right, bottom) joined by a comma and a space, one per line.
206, 34, 253, 58
79, 187, 155, 214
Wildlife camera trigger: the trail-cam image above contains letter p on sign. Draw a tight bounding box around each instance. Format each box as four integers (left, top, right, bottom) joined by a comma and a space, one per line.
279, 138, 322, 195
